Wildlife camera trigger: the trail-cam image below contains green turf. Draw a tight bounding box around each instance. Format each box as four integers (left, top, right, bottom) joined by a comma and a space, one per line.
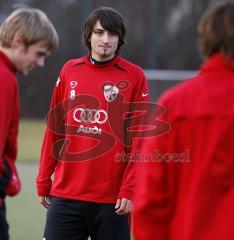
18, 119, 45, 162
6, 120, 46, 239
7, 119, 92, 239
7, 164, 92, 240
6, 163, 46, 240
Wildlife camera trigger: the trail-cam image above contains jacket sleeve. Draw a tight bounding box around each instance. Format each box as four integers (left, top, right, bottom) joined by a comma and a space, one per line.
36, 71, 66, 196
2, 77, 21, 196
118, 69, 150, 200
132, 95, 173, 240
4, 79, 20, 165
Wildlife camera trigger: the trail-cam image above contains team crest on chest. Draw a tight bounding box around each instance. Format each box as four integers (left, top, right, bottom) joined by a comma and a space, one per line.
104, 85, 119, 102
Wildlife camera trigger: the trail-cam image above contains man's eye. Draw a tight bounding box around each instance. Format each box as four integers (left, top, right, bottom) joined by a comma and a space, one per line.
94, 30, 103, 35
110, 32, 118, 36
37, 52, 46, 57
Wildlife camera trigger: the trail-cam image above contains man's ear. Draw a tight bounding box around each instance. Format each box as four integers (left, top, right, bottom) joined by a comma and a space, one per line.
11, 34, 24, 48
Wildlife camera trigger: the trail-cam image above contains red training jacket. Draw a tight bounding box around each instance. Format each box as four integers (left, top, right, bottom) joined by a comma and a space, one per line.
133, 53, 234, 240
36, 55, 149, 203
0, 51, 21, 197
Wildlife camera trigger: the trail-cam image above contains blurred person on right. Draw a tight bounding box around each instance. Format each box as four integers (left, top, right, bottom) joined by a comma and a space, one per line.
133, 1, 234, 240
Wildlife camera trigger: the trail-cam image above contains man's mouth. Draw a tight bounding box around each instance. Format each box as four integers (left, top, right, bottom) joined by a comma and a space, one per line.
100, 45, 111, 49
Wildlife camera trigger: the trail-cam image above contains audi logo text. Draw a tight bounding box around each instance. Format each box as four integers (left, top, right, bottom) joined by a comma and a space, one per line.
73, 108, 108, 124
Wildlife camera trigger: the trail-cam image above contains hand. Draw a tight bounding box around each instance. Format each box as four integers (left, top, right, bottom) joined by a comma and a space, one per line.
115, 198, 132, 215
39, 196, 51, 209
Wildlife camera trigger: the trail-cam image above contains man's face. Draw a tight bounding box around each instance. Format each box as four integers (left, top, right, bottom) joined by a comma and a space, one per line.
13, 40, 50, 75
90, 20, 119, 62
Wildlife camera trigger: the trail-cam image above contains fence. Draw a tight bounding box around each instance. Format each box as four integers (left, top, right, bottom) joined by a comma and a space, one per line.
144, 69, 197, 100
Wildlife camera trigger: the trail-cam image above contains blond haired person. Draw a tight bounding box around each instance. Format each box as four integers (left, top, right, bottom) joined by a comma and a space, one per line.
0, 8, 58, 239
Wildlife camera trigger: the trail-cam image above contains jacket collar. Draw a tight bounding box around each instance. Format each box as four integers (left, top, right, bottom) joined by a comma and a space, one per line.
0, 50, 17, 73
200, 53, 234, 74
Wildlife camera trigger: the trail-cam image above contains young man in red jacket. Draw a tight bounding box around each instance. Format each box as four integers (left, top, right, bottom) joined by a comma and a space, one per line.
36, 6, 149, 240
0, 8, 58, 240
133, 1, 234, 240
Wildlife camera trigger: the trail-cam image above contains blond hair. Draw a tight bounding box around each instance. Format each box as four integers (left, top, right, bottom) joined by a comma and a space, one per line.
0, 8, 58, 52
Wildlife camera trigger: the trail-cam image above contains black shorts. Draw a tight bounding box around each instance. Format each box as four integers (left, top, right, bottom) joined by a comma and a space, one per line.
44, 197, 130, 240
0, 200, 9, 240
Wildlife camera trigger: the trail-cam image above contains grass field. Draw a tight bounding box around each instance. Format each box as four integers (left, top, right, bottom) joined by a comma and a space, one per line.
18, 119, 45, 162
6, 119, 46, 239
7, 120, 94, 239
7, 163, 46, 240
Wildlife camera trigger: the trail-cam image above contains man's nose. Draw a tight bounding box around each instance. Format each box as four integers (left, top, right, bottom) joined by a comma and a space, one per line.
102, 32, 110, 43
37, 57, 45, 67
